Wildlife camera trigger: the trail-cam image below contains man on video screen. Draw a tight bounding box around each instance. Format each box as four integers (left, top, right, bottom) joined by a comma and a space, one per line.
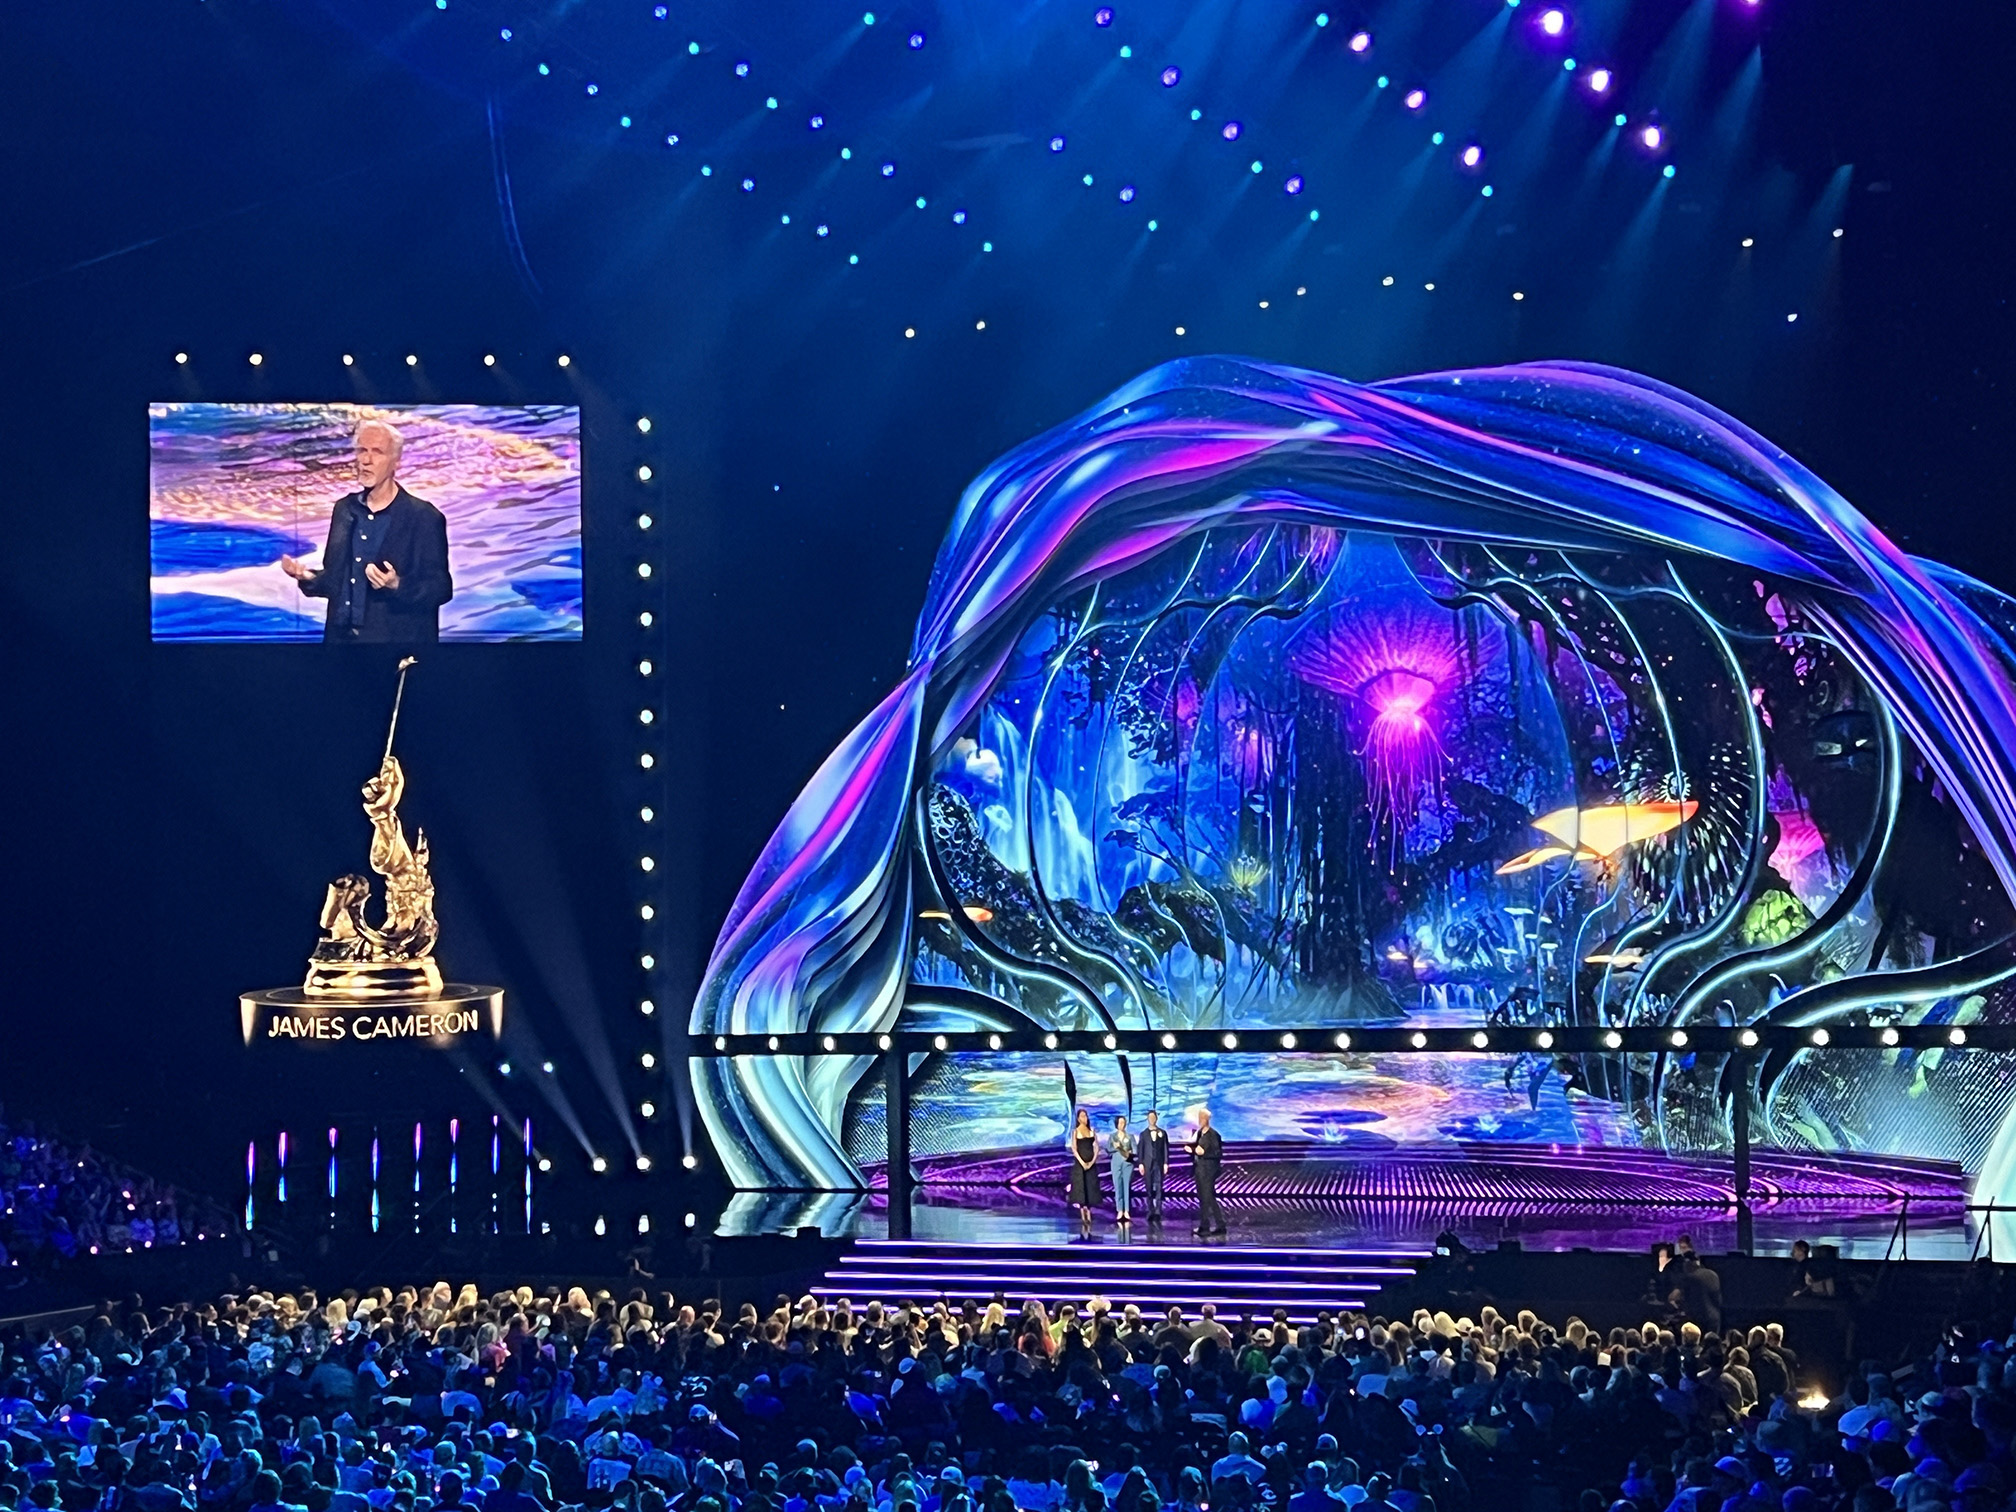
282, 420, 452, 643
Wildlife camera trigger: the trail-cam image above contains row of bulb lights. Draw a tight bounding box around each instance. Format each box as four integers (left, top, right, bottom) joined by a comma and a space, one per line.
171, 353, 577, 368
708, 1024, 1976, 1053
631, 413, 699, 1180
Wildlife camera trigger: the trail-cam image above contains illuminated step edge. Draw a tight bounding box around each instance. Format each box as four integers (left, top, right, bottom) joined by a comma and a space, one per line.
810, 1288, 1367, 1316
835, 1256, 1413, 1277
821, 1270, 1378, 1293
856, 1239, 1424, 1259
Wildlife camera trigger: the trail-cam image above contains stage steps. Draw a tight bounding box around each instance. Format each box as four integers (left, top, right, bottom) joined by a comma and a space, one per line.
809, 1238, 1425, 1324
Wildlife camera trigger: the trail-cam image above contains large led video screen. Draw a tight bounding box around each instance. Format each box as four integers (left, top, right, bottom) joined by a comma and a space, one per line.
694, 357, 2016, 1207
150, 403, 582, 642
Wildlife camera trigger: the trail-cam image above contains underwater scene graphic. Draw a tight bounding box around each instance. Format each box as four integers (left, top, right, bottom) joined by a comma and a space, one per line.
692, 358, 2016, 1197
149, 402, 582, 641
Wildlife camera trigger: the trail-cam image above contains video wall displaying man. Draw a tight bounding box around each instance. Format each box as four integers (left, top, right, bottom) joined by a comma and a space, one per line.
150, 403, 582, 642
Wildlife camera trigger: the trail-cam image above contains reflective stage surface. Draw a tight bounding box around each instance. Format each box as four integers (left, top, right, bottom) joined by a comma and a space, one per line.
717, 1142, 2010, 1260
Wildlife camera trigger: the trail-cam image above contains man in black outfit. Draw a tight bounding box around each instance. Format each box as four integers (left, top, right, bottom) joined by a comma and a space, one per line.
282, 419, 453, 642
1678, 1251, 1724, 1333
1191, 1107, 1226, 1235
1139, 1110, 1171, 1222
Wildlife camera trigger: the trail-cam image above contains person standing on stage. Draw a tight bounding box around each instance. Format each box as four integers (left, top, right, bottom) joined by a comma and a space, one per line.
1109, 1114, 1137, 1225
282, 418, 453, 643
1191, 1107, 1226, 1235
1068, 1107, 1101, 1234
1139, 1110, 1171, 1223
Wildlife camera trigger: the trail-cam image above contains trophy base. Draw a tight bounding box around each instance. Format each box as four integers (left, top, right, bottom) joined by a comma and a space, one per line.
303, 957, 444, 999
241, 983, 504, 1046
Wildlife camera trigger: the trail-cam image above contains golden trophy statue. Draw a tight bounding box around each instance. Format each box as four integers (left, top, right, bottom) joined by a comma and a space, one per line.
240, 659, 503, 1046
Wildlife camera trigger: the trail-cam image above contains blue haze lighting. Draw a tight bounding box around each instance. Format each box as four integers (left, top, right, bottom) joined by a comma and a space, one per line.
765, 97, 777, 109
915, 196, 926, 207
688, 41, 699, 54
1250, 160, 1262, 173
538, 63, 550, 75
1614, 112, 1628, 126
1377, 75, 1389, 87
620, 116, 632, 127
1145, 221, 1155, 231
1431, 131, 1445, 144
1083, 173, 1094, 185
862, 11, 875, 23
1161, 66, 1181, 86
1663, 164, 1676, 178
702, 165, 712, 175
849, 253, 859, 263
1119, 45, 1132, 57
1316, 12, 1330, 25
1190, 108, 1202, 121
841, 147, 852, 158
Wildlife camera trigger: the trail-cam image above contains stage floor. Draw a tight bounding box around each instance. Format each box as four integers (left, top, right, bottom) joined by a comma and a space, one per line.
716, 1141, 2003, 1260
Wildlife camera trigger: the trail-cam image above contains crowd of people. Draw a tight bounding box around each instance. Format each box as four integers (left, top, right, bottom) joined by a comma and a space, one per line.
0, 1114, 232, 1281
0, 1269, 2008, 1512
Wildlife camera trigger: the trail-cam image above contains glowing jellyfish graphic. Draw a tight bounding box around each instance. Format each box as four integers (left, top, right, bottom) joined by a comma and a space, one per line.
1293, 609, 1459, 839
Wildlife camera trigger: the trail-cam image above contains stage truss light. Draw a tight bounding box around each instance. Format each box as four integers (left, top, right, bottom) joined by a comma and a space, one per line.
591, 1155, 608, 1173
1410, 1031, 1428, 1048
1535, 1031, 1553, 1049
681, 1152, 699, 1169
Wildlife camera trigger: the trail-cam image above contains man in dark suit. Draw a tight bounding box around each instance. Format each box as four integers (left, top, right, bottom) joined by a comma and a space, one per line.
1191, 1107, 1226, 1235
283, 419, 453, 643
1139, 1109, 1171, 1222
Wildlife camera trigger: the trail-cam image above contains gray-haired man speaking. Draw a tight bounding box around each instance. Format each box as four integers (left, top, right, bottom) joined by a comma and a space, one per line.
282, 419, 452, 643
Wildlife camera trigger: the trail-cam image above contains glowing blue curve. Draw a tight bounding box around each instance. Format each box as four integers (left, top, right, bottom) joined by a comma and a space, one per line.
691, 356, 2016, 1190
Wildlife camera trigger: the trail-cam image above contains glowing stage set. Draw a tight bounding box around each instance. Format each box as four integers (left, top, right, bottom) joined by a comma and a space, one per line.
691, 357, 2016, 1256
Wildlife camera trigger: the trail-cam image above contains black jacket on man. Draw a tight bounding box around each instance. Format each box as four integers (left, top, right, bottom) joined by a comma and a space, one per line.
300, 486, 453, 643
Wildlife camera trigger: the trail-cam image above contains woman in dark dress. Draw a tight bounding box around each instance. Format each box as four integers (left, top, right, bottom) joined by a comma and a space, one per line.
1068, 1107, 1101, 1233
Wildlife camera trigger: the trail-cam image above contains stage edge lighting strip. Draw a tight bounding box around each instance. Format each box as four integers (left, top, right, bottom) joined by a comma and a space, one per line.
696, 1025, 2001, 1057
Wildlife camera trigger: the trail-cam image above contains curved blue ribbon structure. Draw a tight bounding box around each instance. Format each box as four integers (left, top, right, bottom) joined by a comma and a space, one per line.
692, 357, 2016, 1192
